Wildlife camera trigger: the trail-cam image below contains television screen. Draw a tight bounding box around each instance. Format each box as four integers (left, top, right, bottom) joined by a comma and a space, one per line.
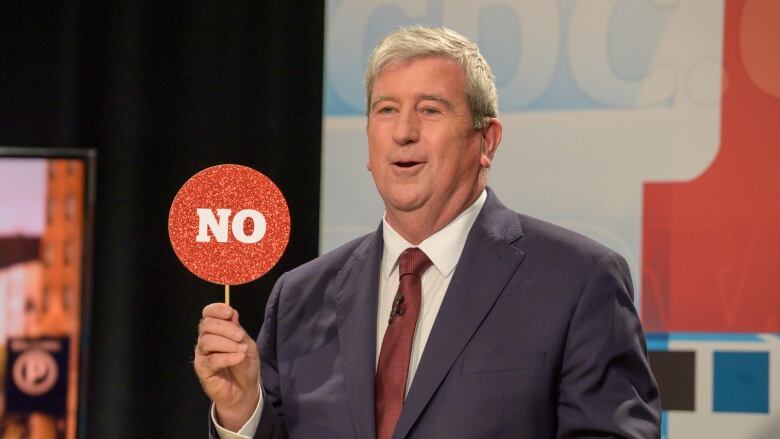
0, 147, 94, 439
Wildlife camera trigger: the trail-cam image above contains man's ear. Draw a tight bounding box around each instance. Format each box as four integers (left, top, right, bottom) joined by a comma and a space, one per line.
479, 118, 502, 169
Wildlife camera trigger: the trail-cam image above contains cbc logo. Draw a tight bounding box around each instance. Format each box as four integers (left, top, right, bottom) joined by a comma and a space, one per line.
12, 349, 59, 396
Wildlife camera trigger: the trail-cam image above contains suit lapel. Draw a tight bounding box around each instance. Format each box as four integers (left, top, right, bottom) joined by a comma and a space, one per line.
394, 190, 526, 438
332, 227, 383, 439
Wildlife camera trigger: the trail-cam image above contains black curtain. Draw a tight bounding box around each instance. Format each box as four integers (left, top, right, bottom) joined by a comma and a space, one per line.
1, 2, 324, 437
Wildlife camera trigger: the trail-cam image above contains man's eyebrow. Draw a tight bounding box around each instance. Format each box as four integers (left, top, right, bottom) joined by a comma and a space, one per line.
418, 94, 454, 110
370, 94, 455, 111
370, 96, 397, 110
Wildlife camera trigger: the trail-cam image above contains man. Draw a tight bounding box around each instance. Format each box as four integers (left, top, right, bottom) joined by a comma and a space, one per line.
195, 26, 661, 438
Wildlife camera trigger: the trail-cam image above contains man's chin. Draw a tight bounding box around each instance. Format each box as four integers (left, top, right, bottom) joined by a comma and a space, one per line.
384, 191, 429, 214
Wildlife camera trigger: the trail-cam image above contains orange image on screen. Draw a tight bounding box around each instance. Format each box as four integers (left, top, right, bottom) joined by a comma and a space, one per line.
1, 159, 85, 439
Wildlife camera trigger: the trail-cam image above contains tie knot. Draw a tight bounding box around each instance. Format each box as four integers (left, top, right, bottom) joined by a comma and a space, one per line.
399, 247, 432, 277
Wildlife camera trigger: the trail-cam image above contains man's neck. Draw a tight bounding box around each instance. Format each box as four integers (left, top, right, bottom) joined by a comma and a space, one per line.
385, 183, 485, 245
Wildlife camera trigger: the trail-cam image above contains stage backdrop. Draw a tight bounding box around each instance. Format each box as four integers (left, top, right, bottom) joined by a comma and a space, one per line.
321, 0, 779, 437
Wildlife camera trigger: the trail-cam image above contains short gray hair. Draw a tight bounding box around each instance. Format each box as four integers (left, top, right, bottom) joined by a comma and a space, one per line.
365, 26, 498, 129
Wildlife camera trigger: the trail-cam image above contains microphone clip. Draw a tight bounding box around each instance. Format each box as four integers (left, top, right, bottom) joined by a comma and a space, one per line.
388, 292, 405, 324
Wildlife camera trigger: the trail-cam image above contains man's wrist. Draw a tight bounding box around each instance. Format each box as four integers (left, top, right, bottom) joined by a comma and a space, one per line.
214, 390, 261, 432
212, 387, 264, 439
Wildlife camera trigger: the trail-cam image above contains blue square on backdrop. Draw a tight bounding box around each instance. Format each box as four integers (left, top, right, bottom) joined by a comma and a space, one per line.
713, 351, 769, 413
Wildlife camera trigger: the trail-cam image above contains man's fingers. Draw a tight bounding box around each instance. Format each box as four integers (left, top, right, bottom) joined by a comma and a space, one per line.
197, 333, 249, 356
195, 351, 247, 375
198, 317, 246, 342
202, 302, 235, 320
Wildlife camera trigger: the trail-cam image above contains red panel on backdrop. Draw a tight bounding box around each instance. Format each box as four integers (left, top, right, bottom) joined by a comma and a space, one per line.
642, 0, 780, 332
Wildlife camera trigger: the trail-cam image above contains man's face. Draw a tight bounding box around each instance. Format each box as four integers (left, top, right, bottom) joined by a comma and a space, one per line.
367, 56, 494, 229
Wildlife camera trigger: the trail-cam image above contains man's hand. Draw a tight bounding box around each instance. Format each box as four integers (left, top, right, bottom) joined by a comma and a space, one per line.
194, 303, 260, 431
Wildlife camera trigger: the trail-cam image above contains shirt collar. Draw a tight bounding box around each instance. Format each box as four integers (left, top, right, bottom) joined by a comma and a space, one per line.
381, 189, 487, 279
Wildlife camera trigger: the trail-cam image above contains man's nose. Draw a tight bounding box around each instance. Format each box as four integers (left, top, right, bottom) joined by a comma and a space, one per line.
392, 109, 420, 146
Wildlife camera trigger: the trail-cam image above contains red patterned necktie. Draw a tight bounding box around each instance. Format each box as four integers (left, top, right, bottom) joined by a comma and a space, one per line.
375, 247, 432, 439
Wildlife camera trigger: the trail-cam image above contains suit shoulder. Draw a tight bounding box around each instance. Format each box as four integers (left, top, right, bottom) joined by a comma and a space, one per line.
280, 231, 377, 285
481, 189, 623, 266
516, 213, 623, 265
509, 212, 634, 300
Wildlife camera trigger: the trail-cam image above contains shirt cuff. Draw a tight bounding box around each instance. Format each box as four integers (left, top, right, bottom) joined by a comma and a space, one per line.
211, 387, 264, 439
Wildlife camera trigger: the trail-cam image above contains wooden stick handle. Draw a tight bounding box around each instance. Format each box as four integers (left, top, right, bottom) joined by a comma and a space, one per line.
225, 284, 230, 306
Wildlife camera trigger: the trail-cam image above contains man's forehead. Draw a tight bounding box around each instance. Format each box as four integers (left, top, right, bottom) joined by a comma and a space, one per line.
374, 54, 463, 78
371, 56, 466, 97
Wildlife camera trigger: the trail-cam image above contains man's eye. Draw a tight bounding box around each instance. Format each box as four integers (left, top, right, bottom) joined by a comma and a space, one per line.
421, 107, 440, 115
378, 106, 396, 114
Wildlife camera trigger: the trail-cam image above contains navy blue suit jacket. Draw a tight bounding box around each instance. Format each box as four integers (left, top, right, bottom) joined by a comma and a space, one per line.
213, 188, 660, 438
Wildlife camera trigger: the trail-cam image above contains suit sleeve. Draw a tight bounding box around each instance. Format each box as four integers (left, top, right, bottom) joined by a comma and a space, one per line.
253, 273, 289, 439
556, 251, 661, 438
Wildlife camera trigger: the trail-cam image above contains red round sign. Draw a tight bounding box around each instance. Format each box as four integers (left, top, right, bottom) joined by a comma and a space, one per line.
168, 164, 290, 285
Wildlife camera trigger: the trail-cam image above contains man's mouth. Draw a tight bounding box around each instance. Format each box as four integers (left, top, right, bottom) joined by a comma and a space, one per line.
394, 161, 421, 168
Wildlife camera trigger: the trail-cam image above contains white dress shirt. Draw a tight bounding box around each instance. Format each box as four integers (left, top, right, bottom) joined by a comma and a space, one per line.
214, 190, 487, 438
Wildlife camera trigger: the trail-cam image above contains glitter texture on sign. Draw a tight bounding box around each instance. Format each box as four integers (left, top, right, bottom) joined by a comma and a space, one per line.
168, 164, 291, 285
